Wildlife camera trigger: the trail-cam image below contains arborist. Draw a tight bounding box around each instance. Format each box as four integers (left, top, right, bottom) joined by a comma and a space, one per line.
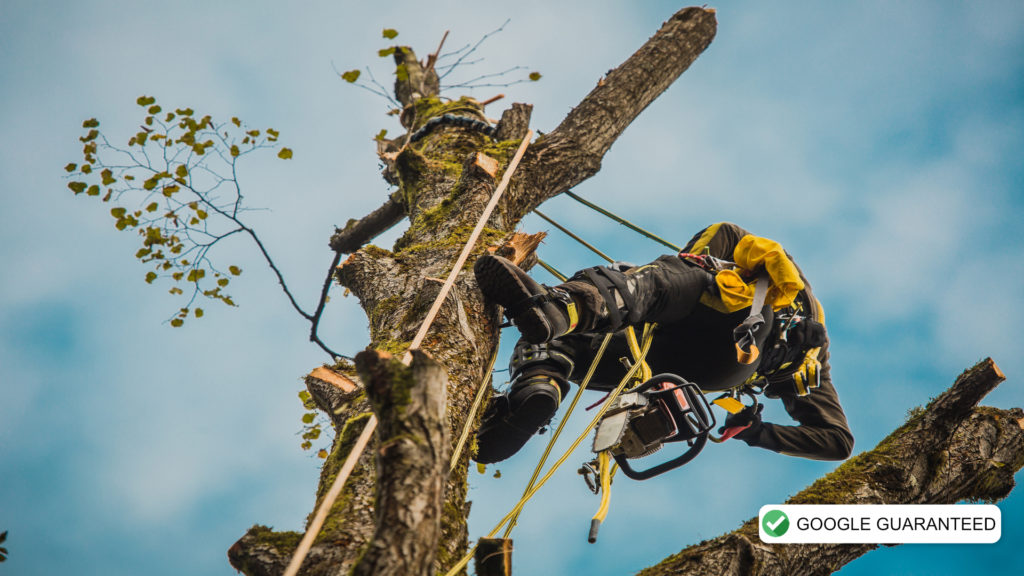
472, 222, 854, 465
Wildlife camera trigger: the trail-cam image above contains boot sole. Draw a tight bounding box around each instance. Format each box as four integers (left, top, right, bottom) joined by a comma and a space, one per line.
474, 255, 552, 344
475, 392, 559, 463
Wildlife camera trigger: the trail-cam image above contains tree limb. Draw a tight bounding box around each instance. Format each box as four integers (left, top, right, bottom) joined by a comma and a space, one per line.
329, 191, 406, 254
510, 6, 717, 215
639, 359, 1023, 576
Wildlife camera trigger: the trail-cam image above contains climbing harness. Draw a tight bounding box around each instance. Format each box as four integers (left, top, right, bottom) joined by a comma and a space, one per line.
740, 295, 826, 398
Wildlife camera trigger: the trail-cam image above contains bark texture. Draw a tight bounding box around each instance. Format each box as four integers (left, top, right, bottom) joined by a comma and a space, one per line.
639, 359, 1023, 576
350, 349, 449, 576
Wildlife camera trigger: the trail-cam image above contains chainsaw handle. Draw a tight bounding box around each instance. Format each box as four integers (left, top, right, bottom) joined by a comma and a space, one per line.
613, 432, 708, 481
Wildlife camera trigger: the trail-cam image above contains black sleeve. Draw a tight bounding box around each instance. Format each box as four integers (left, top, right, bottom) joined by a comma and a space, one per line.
736, 342, 855, 461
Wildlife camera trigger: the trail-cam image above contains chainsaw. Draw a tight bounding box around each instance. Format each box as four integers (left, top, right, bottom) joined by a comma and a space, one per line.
589, 373, 716, 480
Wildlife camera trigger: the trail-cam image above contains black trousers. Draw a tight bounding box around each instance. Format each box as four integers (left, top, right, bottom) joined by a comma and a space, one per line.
514, 255, 773, 393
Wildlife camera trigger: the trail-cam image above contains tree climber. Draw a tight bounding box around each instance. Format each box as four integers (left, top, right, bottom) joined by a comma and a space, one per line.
472, 222, 854, 464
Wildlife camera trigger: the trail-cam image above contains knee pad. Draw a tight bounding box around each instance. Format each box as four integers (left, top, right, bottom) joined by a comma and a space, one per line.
509, 340, 575, 389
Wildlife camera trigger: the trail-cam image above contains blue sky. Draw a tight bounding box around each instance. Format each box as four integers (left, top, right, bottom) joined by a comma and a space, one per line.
1, 1, 1022, 575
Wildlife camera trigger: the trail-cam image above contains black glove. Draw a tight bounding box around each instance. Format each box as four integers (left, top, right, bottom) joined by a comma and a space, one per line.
788, 318, 826, 350
718, 403, 764, 441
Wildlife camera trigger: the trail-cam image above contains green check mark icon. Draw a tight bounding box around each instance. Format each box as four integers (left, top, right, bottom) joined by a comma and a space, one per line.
762, 510, 790, 537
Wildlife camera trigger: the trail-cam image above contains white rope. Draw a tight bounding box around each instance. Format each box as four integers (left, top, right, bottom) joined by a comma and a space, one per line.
404, 129, 534, 361
282, 129, 534, 576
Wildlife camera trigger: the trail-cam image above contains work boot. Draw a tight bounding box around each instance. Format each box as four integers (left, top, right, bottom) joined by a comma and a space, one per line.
474, 254, 578, 344
474, 375, 565, 464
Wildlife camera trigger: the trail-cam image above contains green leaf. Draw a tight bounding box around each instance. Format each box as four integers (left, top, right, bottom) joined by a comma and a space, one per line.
231, 117, 241, 127
277, 147, 293, 159
228, 265, 242, 276
341, 69, 360, 83
82, 118, 100, 128
169, 286, 183, 295
80, 164, 92, 174
170, 318, 184, 327
101, 168, 116, 185
382, 28, 398, 39
162, 184, 180, 197
317, 449, 328, 459
230, 144, 240, 157
111, 207, 127, 218
146, 202, 159, 212
148, 105, 161, 114
79, 129, 99, 142
64, 163, 77, 173
529, 71, 542, 81
217, 278, 229, 287
194, 308, 204, 318
301, 440, 312, 450
135, 248, 151, 258
145, 271, 158, 284
299, 390, 312, 402
196, 209, 208, 220
136, 95, 156, 106
186, 269, 205, 282
68, 181, 87, 194
374, 129, 388, 141
378, 47, 395, 58
175, 164, 188, 178
86, 184, 100, 196
301, 413, 316, 424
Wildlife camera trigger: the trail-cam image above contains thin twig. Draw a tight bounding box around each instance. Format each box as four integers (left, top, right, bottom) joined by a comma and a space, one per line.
425, 30, 449, 71
439, 19, 511, 80
309, 251, 348, 360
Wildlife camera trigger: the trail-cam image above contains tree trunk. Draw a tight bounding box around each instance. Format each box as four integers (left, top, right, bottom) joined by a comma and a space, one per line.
639, 358, 1024, 576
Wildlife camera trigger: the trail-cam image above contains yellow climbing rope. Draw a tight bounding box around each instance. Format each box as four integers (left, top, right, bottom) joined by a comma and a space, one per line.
501, 332, 615, 537
449, 342, 501, 472
443, 323, 657, 576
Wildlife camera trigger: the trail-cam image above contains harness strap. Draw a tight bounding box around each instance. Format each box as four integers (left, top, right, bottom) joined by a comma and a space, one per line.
733, 275, 770, 365
582, 266, 639, 329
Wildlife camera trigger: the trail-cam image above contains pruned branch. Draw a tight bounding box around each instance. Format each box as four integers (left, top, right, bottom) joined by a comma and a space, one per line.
493, 103, 533, 142
328, 191, 406, 253
639, 359, 1023, 576
350, 349, 449, 576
